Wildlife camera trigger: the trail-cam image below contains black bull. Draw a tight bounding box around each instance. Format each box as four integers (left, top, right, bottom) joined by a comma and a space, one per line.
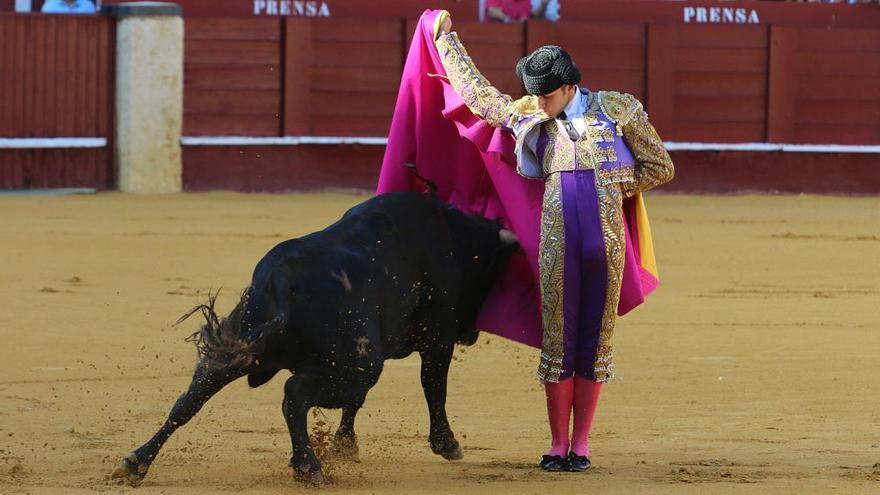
112, 191, 520, 484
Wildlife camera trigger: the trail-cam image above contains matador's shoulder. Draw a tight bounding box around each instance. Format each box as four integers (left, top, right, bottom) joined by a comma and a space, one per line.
507, 95, 543, 119
597, 91, 643, 127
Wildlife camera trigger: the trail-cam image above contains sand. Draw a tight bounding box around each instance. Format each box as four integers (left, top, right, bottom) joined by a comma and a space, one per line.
0, 191, 877, 494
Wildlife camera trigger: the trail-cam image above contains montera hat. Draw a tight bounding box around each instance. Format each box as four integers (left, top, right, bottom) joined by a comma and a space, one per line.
516, 45, 581, 96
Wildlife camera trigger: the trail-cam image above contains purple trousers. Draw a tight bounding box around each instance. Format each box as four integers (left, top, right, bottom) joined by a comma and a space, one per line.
559, 170, 608, 381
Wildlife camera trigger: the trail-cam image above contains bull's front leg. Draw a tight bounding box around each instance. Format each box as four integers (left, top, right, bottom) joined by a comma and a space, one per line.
420, 345, 464, 460
111, 364, 241, 486
332, 401, 363, 459
282, 374, 323, 484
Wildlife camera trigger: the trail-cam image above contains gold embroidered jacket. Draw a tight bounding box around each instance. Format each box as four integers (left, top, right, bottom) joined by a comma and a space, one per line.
435, 31, 674, 196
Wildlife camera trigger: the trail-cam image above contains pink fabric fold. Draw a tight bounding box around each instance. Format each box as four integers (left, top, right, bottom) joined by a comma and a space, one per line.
376, 10, 655, 349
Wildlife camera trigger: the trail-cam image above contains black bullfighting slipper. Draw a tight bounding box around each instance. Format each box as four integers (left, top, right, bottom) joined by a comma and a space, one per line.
566, 451, 591, 472
539, 454, 568, 472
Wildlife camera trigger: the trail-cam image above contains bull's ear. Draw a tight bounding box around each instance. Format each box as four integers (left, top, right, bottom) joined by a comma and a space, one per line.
499, 229, 519, 247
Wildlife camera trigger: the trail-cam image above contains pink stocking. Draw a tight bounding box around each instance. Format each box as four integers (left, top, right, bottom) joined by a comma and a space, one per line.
544, 377, 574, 457
571, 376, 602, 457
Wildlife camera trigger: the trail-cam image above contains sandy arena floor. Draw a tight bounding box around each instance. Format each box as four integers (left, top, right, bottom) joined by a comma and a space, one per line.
0, 192, 878, 494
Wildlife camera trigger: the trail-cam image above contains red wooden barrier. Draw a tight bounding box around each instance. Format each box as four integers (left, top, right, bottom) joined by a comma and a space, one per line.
0, 14, 114, 189
648, 24, 769, 142
290, 18, 403, 136
184, 18, 283, 136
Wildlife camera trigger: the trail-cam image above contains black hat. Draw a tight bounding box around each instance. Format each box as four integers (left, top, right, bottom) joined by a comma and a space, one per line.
516, 45, 581, 96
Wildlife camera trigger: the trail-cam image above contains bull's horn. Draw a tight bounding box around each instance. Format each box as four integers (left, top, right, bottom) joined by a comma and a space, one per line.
499, 229, 519, 246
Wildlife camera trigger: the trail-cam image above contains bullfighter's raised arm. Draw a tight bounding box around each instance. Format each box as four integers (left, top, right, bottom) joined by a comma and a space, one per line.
434, 16, 514, 129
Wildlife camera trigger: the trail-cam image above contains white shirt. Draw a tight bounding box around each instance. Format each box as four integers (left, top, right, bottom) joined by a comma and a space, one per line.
41, 0, 96, 14
522, 88, 587, 161
559, 89, 587, 136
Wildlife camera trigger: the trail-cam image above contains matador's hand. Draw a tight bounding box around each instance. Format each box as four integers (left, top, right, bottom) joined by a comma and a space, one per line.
435, 11, 452, 39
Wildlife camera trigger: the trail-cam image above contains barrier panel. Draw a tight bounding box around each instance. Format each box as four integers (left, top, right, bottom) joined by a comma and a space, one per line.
0, 14, 115, 189
2, 2, 879, 192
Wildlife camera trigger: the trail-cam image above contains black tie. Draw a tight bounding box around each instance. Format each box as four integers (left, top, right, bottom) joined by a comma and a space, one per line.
558, 112, 579, 141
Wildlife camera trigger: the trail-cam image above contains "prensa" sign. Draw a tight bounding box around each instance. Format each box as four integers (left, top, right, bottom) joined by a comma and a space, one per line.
683, 6, 760, 25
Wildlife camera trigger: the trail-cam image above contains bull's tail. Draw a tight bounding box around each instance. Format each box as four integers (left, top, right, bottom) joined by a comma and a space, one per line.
177, 287, 276, 370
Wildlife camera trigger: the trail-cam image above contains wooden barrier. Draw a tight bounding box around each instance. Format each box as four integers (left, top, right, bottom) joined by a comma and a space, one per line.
3, 2, 879, 192
184, 18, 283, 136
0, 14, 115, 189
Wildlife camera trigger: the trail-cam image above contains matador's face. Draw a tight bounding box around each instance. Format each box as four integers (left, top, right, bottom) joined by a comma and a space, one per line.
536, 84, 577, 119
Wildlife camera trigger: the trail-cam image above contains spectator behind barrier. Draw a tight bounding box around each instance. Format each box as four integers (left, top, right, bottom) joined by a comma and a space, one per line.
41, 0, 97, 14
485, 0, 560, 23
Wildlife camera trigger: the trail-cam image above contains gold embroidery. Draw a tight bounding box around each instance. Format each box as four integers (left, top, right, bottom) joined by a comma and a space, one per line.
598, 91, 641, 136
542, 122, 580, 175
435, 33, 512, 128
597, 165, 635, 184
509, 95, 543, 120
587, 126, 615, 143
602, 145, 618, 163
593, 182, 626, 383
620, 109, 675, 198
536, 173, 566, 383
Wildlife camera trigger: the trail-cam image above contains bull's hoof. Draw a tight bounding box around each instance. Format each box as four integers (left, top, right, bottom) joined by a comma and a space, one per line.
332, 432, 359, 460
431, 437, 464, 461
439, 443, 464, 461
292, 464, 323, 485
111, 452, 148, 486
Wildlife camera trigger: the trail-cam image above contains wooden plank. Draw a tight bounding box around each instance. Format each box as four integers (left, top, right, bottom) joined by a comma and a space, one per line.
96, 16, 113, 138
186, 18, 281, 41
0, 17, 8, 136
62, 17, 77, 136
85, 18, 99, 136
312, 41, 401, 68
767, 26, 797, 143
182, 144, 387, 192
527, 22, 645, 49
793, 124, 880, 145
796, 51, 880, 77
675, 72, 767, 97
185, 39, 281, 65
563, 45, 645, 71
311, 19, 401, 43
672, 121, 766, 143
795, 29, 880, 52
185, 89, 281, 115
309, 91, 397, 117
454, 22, 523, 45
75, 18, 88, 135
675, 47, 767, 73
795, 100, 880, 126
587, 72, 645, 101
674, 96, 766, 122
14, 17, 27, 137
312, 115, 392, 136
184, 114, 281, 136
675, 25, 768, 48
311, 67, 401, 93
185, 66, 282, 90
797, 75, 880, 101
284, 17, 312, 135
646, 24, 674, 137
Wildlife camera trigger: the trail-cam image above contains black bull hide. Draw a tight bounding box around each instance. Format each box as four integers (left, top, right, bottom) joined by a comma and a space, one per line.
112, 192, 521, 485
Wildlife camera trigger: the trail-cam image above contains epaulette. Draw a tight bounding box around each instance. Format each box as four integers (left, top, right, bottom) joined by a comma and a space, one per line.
507, 95, 543, 119
598, 91, 643, 135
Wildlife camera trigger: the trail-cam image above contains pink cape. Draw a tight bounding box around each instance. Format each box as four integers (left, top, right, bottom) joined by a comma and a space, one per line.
376, 10, 657, 349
